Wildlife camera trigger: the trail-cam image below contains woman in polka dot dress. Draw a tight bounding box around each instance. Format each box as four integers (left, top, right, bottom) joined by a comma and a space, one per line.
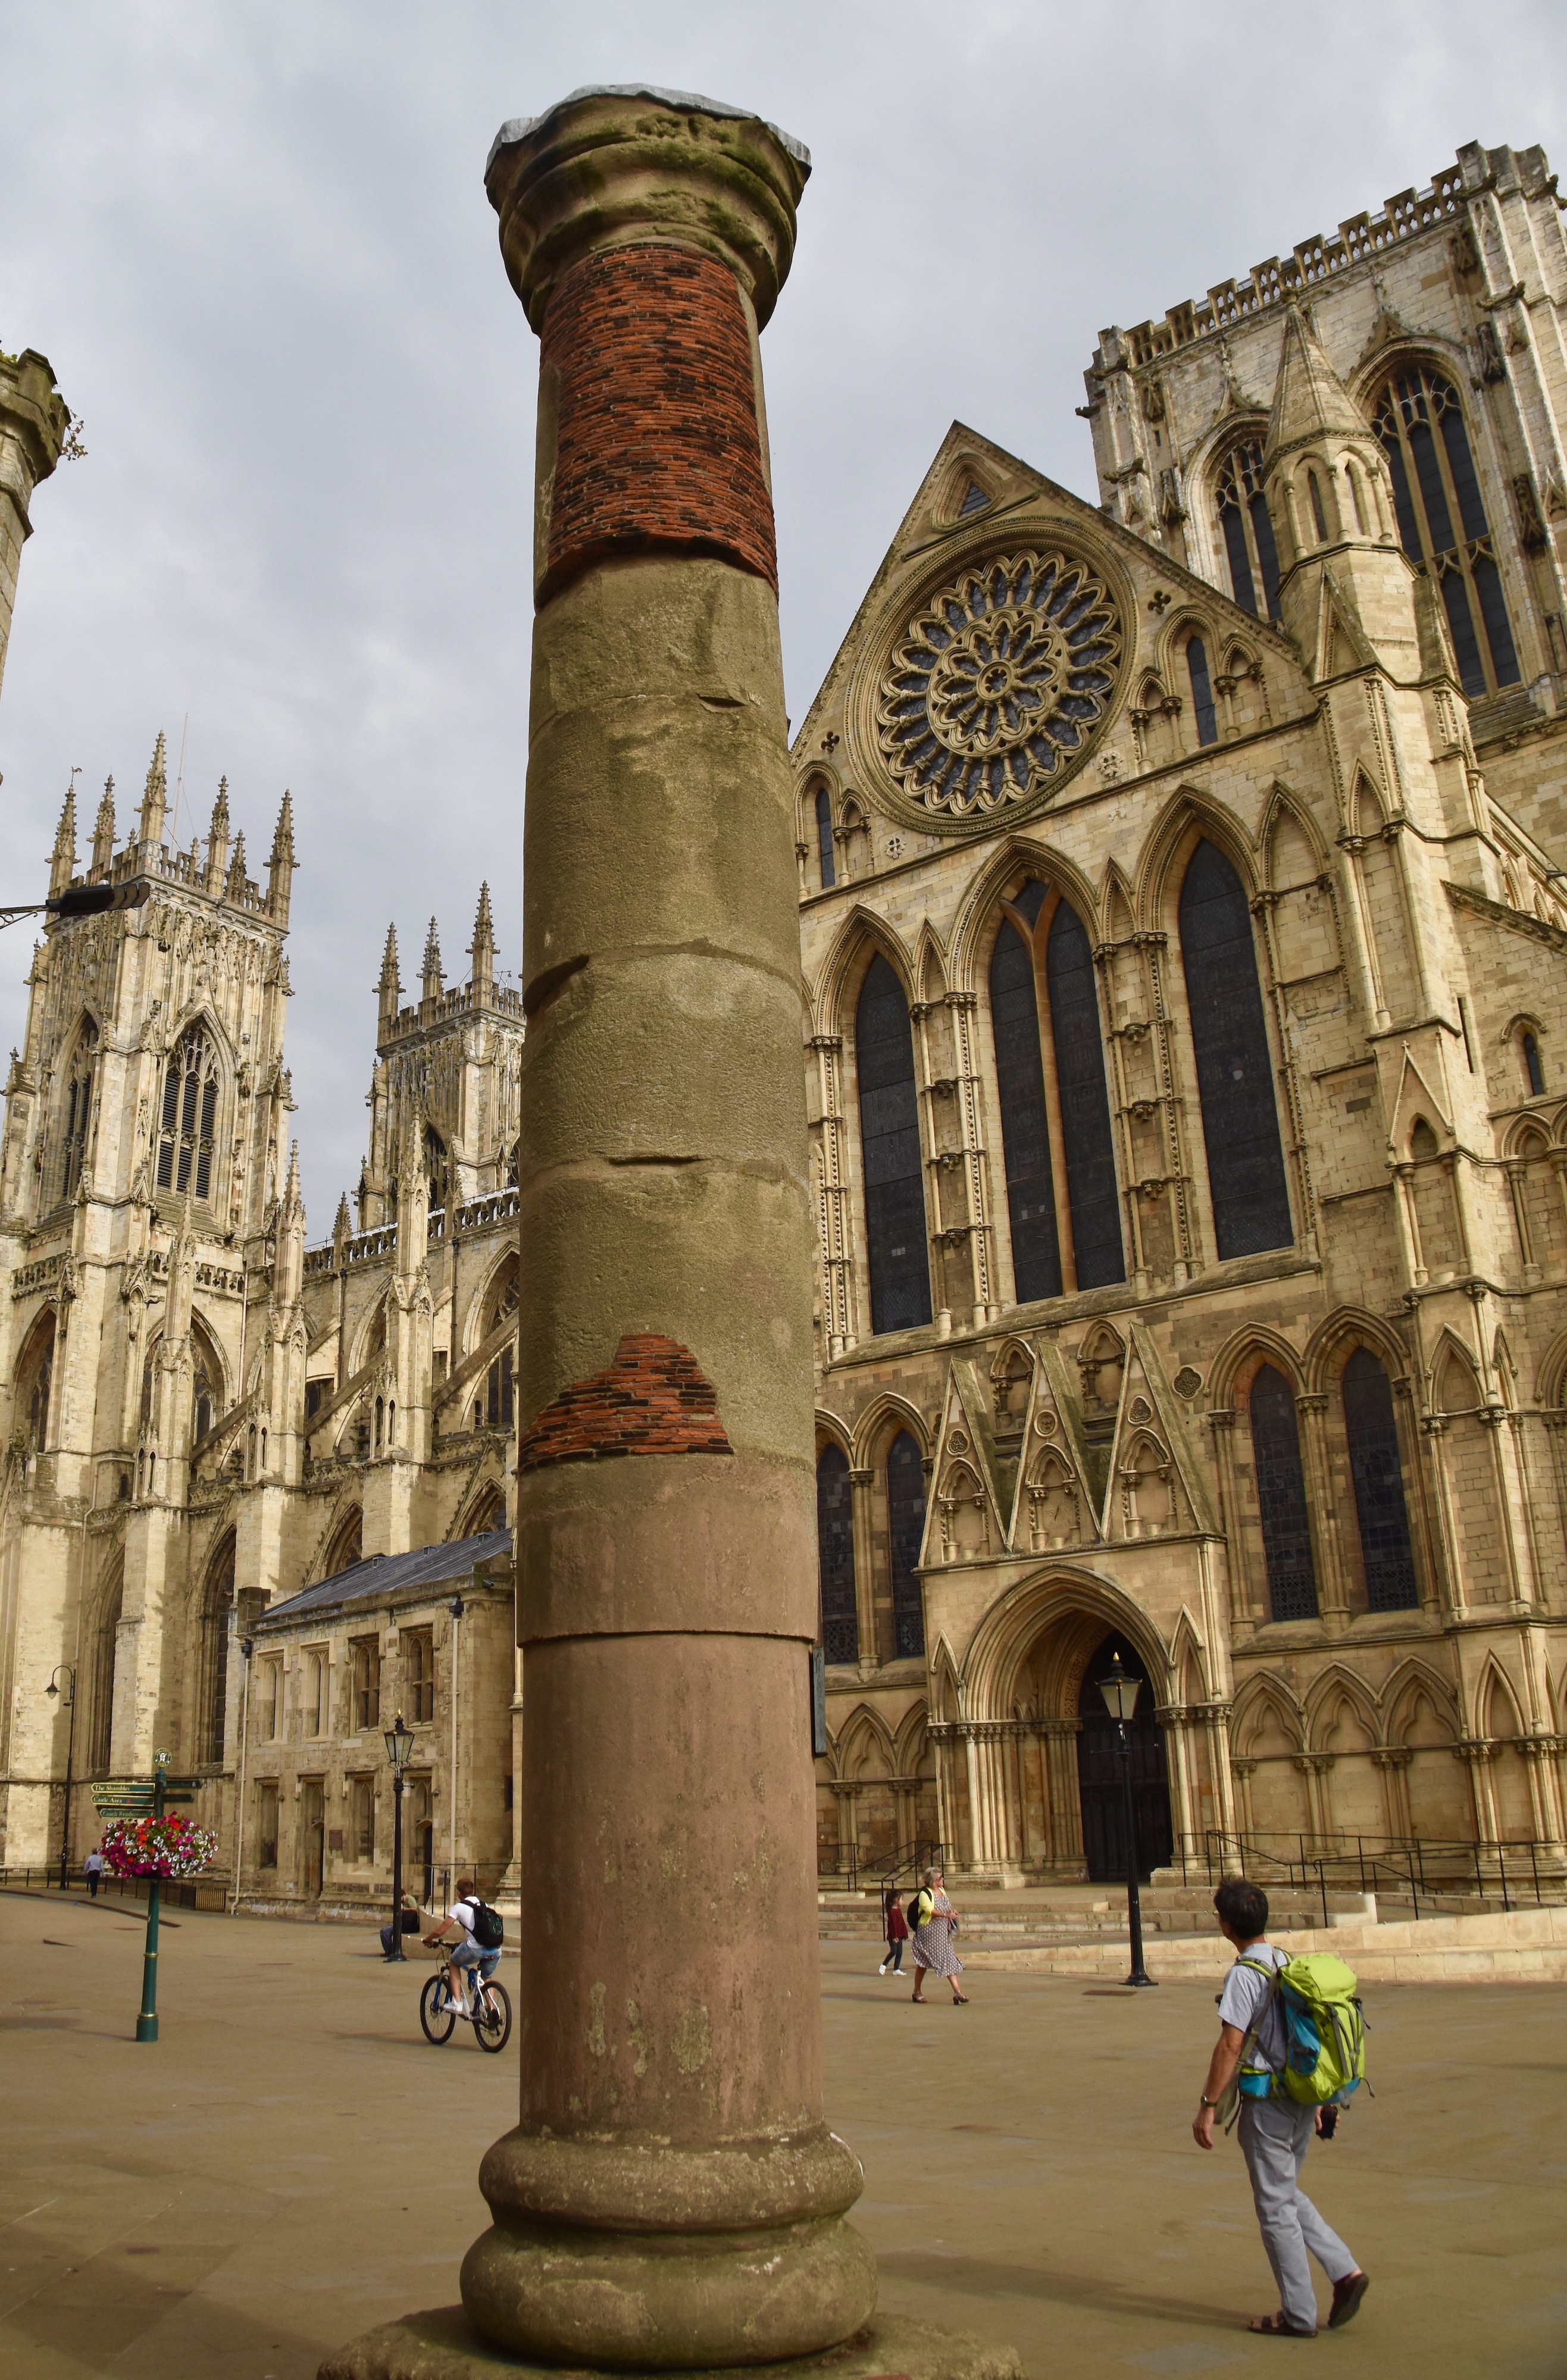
910, 1867, 968, 2004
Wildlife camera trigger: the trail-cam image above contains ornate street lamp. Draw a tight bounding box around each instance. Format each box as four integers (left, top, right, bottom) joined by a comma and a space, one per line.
384, 1711, 416, 1962
45, 1665, 77, 1890
1097, 1652, 1155, 1988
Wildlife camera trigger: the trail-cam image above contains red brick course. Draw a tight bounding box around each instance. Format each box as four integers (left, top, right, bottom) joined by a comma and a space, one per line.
517, 1333, 734, 1471
540, 244, 777, 600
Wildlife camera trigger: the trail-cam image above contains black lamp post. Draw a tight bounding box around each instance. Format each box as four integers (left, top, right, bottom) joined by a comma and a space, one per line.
1097, 1652, 1155, 1988
384, 1711, 415, 1961
45, 1665, 77, 1890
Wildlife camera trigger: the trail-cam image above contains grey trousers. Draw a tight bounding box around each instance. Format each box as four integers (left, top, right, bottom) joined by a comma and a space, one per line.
1237, 2096, 1357, 2332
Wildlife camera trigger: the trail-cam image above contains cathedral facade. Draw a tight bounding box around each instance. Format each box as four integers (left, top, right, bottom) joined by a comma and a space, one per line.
799, 140, 1567, 1889
0, 734, 523, 1900
4, 137, 1567, 1909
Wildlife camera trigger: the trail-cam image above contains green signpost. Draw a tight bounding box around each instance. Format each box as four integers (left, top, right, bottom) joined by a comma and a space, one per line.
92, 1749, 196, 2043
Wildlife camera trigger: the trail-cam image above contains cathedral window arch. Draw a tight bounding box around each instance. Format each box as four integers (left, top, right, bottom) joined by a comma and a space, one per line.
1246, 1362, 1318, 1622
424, 1125, 450, 1214
815, 1440, 857, 1664
199, 1531, 236, 1767
1340, 1345, 1419, 1612
156, 1022, 221, 1200
17, 1310, 55, 1454
1213, 435, 1281, 621
1371, 362, 1519, 699
854, 953, 931, 1335
987, 878, 1124, 1303
57, 1015, 98, 1204
190, 1316, 224, 1448
1177, 838, 1293, 1260
321, 1505, 363, 1581
886, 1429, 927, 1659
812, 782, 836, 891
1185, 635, 1217, 746
471, 1250, 518, 1432
1513, 1021, 1547, 1098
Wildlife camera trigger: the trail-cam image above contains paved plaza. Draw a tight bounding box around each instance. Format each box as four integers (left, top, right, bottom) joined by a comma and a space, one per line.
1, 1888, 1563, 2379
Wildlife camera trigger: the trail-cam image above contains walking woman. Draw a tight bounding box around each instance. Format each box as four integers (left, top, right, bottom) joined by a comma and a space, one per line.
909, 1866, 968, 2005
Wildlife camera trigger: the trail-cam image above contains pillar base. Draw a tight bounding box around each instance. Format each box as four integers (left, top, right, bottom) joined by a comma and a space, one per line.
320, 2309, 1022, 2380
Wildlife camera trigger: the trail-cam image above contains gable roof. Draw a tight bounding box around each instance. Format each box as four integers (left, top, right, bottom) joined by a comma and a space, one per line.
790, 418, 1297, 763
257, 1526, 512, 1630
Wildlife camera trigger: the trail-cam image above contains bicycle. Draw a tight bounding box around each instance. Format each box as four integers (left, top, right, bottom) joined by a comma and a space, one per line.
420, 1953, 512, 2053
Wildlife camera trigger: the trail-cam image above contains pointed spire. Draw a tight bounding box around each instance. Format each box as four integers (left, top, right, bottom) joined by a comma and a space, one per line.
267, 790, 298, 919
377, 922, 402, 1032
421, 916, 443, 1002
139, 731, 168, 846
205, 775, 231, 894
469, 882, 495, 994
1263, 303, 1371, 467
49, 784, 77, 897
333, 1190, 352, 1246
91, 776, 116, 875
225, 829, 248, 901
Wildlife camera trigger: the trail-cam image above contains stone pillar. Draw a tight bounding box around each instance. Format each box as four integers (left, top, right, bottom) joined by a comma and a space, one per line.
0, 349, 69, 709
321, 85, 1014, 2380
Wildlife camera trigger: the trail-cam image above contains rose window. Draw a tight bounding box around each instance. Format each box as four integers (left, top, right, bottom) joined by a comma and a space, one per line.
877, 552, 1122, 817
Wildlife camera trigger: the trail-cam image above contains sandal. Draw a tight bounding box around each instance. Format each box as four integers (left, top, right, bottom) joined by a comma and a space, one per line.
1328, 2273, 1369, 2330
952, 1993, 969, 2004
1248, 2312, 1317, 2337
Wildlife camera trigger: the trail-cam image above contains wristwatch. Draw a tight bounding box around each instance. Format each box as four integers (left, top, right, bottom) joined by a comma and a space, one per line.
1199, 2095, 1219, 2109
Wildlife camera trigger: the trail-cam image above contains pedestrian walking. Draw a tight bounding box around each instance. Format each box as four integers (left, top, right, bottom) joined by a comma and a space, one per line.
1192, 1877, 1369, 2338
878, 1889, 908, 1975
83, 1846, 104, 1899
909, 1866, 968, 2005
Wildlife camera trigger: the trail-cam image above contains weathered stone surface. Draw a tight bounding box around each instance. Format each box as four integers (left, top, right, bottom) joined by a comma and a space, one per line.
320, 2307, 1020, 2380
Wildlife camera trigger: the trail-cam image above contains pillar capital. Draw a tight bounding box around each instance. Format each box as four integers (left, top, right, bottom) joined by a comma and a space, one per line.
485, 86, 809, 334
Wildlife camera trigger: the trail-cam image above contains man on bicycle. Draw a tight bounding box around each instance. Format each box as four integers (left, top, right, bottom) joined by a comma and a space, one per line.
423, 1875, 499, 2019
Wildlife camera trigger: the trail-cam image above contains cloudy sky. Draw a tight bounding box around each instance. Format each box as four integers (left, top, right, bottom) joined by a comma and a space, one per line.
1, 2, 1560, 1229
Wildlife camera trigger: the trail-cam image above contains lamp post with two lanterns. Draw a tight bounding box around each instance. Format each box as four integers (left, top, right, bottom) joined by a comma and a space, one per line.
1096, 1651, 1156, 1989
384, 1711, 415, 1960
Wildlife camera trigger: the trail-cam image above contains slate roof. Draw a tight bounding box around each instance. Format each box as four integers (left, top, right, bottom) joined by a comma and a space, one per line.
257, 1527, 512, 1630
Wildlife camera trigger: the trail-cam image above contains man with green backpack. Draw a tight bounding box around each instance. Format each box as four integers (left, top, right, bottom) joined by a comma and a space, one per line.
1191, 1877, 1370, 2338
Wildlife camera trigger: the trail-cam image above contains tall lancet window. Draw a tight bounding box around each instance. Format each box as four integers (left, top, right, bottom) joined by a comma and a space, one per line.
1178, 840, 1291, 1258
814, 786, 836, 890
815, 1443, 857, 1664
58, 1017, 98, 1202
887, 1430, 927, 1659
856, 954, 931, 1335
1248, 1364, 1317, 1621
989, 878, 1124, 1304
1372, 365, 1519, 699
1341, 1347, 1419, 1612
1215, 438, 1282, 621
157, 1024, 220, 1198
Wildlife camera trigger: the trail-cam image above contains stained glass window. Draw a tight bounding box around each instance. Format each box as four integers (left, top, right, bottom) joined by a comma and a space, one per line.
1524, 1031, 1546, 1097
887, 1430, 927, 1659
815, 786, 836, 890
1341, 1348, 1419, 1611
990, 916, 1061, 1301
1179, 840, 1292, 1258
1186, 636, 1217, 746
856, 956, 931, 1334
1046, 903, 1125, 1289
1249, 1364, 1317, 1621
1215, 439, 1281, 620
817, 1443, 858, 1664
1372, 367, 1519, 699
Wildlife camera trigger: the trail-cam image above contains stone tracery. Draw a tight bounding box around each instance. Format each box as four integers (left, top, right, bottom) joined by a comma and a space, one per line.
876, 551, 1122, 818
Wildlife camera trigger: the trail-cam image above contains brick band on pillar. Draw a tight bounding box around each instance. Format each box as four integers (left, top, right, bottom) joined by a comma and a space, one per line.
540, 245, 777, 600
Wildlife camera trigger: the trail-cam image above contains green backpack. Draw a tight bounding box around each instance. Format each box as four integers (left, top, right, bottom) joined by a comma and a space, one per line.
1237, 1952, 1370, 2110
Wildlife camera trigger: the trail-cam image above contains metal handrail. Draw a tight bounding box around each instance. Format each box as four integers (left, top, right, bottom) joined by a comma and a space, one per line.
1198, 1830, 1562, 1921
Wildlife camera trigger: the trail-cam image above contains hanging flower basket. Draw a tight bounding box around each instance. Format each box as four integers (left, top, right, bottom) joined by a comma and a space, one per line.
101, 1812, 217, 1881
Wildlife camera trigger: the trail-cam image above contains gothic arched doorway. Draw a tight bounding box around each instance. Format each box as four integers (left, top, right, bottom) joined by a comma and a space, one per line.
1075, 1629, 1172, 1881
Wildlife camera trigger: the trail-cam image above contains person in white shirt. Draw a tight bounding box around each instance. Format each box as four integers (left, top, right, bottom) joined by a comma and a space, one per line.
1191, 1876, 1368, 2338
423, 1874, 499, 2019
